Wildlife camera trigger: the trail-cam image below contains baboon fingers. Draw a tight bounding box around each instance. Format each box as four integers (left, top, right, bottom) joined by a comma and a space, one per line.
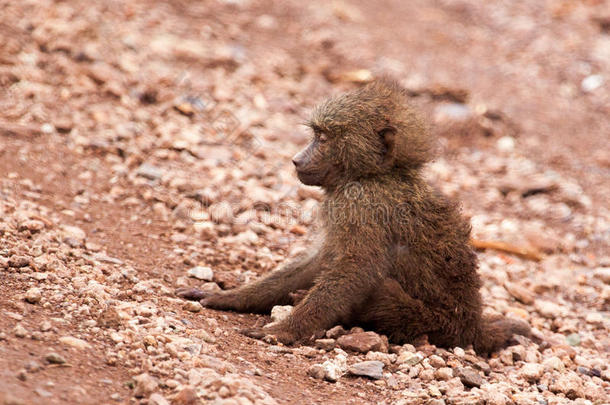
240, 326, 298, 345
176, 287, 242, 310
239, 327, 267, 339
175, 287, 208, 301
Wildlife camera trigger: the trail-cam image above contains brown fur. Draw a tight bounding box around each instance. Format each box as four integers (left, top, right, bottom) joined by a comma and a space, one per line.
177, 79, 530, 354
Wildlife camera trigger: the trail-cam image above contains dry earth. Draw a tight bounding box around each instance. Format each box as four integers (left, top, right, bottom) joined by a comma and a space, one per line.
0, 0, 609, 404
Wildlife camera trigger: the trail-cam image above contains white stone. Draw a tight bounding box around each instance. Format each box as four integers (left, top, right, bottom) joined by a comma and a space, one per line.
496, 136, 515, 153
59, 336, 91, 350
187, 266, 214, 281
581, 74, 604, 92
270, 305, 293, 323
520, 363, 544, 382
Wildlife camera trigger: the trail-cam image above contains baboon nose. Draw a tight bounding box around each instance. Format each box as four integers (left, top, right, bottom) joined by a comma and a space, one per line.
292, 158, 301, 168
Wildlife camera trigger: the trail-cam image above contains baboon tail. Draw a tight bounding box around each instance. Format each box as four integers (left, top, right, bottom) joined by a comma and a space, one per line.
474, 316, 531, 355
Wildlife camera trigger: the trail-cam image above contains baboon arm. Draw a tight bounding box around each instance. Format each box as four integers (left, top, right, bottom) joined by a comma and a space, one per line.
284, 253, 389, 339
228, 247, 321, 313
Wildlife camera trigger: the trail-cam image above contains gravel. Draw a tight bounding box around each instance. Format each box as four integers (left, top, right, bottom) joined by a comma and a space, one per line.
0, 0, 608, 403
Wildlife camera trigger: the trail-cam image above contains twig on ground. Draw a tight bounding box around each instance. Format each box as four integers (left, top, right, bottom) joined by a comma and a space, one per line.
471, 238, 543, 261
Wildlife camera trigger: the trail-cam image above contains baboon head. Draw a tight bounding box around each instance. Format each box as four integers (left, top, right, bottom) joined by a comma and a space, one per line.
292, 79, 434, 188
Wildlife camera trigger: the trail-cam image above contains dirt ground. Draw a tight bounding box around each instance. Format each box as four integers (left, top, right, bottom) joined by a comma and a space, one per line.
0, 0, 608, 404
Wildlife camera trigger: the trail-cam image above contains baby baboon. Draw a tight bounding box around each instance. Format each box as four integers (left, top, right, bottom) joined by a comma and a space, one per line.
178, 79, 530, 354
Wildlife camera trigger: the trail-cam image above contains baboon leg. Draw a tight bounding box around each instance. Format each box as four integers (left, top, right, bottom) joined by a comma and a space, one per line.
357, 278, 461, 346
177, 247, 321, 313
230, 250, 321, 312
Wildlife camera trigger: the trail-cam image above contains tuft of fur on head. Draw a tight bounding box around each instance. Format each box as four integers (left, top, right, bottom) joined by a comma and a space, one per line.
308, 78, 435, 181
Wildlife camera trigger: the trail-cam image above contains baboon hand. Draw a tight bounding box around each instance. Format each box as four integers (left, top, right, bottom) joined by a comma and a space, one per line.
176, 288, 240, 310
240, 324, 299, 345
240, 321, 324, 345
175, 287, 208, 301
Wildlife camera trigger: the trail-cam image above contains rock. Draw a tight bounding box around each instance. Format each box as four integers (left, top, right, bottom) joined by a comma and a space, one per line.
270, 305, 293, 323
61, 225, 86, 245
505, 306, 529, 320
365, 351, 396, 365
172, 386, 199, 405
337, 331, 387, 353
496, 136, 515, 153
534, 300, 564, 318
453, 347, 465, 357
566, 333, 581, 346
24, 287, 42, 304
13, 325, 27, 338
133, 373, 158, 398
59, 336, 91, 350
455, 367, 483, 387
97, 306, 122, 328
499, 350, 513, 365
549, 371, 584, 399
434, 367, 453, 381
33, 388, 52, 398
581, 74, 604, 92
45, 352, 66, 364
585, 312, 604, 326
307, 364, 326, 380
183, 301, 202, 312
509, 345, 526, 362
504, 282, 534, 305
314, 339, 335, 351
593, 267, 610, 284
326, 325, 348, 339
8, 255, 30, 268
520, 363, 543, 382
348, 361, 384, 379
25, 361, 42, 372
396, 351, 424, 366
483, 390, 509, 405
298, 346, 318, 358
149, 393, 170, 405
174, 101, 195, 116
543, 356, 565, 372
19, 220, 45, 232
136, 163, 164, 180
187, 266, 214, 281
428, 355, 446, 368
473, 361, 491, 375
419, 369, 435, 381
16, 369, 26, 381
307, 360, 345, 382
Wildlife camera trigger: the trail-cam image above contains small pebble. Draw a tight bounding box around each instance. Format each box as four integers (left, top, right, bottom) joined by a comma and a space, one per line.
183, 301, 202, 312
520, 363, 544, 382
497, 136, 515, 153
348, 360, 384, 380
14, 324, 28, 338
566, 333, 581, 346
187, 266, 214, 281
434, 367, 453, 381
45, 352, 66, 364
456, 367, 483, 387
581, 74, 604, 92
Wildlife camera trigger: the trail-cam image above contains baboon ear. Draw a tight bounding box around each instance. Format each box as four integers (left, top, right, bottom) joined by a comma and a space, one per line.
378, 126, 396, 166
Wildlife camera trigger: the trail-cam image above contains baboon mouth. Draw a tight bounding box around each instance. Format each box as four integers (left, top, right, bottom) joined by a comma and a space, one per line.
296, 169, 323, 186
